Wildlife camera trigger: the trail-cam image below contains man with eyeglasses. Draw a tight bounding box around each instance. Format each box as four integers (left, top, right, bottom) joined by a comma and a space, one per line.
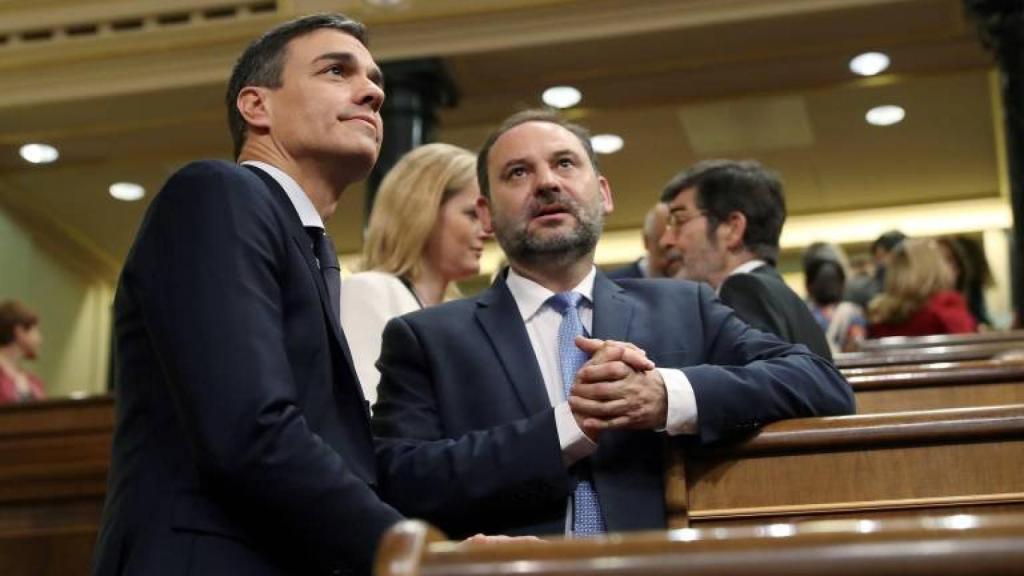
659, 160, 833, 360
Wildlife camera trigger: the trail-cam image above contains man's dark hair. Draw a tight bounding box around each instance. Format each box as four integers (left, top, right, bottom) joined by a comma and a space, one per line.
476, 108, 599, 199
226, 13, 367, 159
660, 159, 786, 264
871, 229, 907, 255
0, 300, 39, 346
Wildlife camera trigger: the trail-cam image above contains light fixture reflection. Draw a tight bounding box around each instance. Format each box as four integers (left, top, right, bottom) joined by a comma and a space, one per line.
19, 143, 60, 164
591, 134, 624, 154
542, 86, 582, 109
865, 105, 905, 126
850, 52, 891, 76
109, 182, 146, 202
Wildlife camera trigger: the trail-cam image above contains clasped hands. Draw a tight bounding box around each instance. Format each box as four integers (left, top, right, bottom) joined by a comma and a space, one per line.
568, 337, 666, 440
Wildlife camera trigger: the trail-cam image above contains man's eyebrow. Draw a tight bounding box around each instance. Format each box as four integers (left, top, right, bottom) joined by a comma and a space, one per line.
312, 52, 385, 89
498, 156, 529, 174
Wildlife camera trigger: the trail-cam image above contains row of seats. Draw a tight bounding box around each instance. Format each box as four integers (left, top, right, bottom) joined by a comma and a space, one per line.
2, 330, 1024, 575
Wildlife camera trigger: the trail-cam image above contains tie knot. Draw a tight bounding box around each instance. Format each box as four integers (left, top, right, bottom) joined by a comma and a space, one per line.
548, 291, 584, 315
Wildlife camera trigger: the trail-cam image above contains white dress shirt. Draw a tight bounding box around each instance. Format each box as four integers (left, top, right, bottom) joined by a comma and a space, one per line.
505, 266, 699, 470
241, 161, 324, 230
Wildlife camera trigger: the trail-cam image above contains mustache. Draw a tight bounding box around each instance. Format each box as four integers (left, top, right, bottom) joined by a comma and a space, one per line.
527, 190, 581, 218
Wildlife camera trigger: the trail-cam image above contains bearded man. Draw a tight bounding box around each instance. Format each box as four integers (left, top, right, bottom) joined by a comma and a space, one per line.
370, 109, 854, 539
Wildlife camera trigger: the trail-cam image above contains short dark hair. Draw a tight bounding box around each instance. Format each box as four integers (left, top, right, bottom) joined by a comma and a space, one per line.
0, 300, 39, 346
660, 159, 786, 264
476, 109, 599, 199
226, 13, 368, 159
805, 258, 846, 306
871, 230, 907, 255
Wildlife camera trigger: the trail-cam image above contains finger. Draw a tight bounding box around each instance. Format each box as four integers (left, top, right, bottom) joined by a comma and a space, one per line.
574, 336, 608, 355
571, 379, 623, 401
575, 362, 632, 385
584, 414, 636, 430
569, 395, 632, 418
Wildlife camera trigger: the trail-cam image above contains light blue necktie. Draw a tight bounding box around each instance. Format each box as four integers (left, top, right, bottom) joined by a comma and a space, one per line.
548, 292, 607, 536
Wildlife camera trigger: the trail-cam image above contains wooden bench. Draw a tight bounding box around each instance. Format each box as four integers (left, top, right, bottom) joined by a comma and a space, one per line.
0, 396, 113, 576
847, 359, 1024, 413
668, 404, 1024, 529
834, 341, 1024, 369
856, 330, 1024, 352
376, 513, 1024, 576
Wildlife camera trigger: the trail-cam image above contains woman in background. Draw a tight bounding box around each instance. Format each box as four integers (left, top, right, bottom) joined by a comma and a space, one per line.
341, 143, 488, 405
803, 244, 866, 353
0, 299, 46, 404
868, 238, 976, 338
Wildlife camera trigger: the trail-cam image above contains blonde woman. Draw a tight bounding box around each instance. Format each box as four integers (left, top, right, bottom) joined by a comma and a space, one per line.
341, 143, 488, 405
867, 238, 976, 338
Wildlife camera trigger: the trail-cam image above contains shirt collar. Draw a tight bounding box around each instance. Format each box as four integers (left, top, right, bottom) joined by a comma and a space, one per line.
242, 161, 324, 229
506, 266, 597, 322
729, 258, 767, 277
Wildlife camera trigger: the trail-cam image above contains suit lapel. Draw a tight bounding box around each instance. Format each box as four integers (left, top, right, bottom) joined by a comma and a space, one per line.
591, 273, 634, 343
475, 275, 551, 415
244, 166, 365, 403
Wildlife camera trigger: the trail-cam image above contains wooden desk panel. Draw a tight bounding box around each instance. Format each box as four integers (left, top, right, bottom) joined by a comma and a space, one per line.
671, 405, 1024, 529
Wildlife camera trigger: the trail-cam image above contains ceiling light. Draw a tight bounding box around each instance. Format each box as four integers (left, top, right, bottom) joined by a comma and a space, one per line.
865, 105, 905, 126
542, 86, 582, 109
849, 52, 890, 76
109, 182, 146, 202
591, 134, 624, 154
363, 0, 405, 6
19, 143, 59, 164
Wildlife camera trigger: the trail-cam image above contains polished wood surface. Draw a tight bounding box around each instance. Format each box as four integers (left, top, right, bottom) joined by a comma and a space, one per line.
835, 341, 1024, 369
845, 359, 1024, 413
670, 405, 1024, 529
0, 396, 113, 576
857, 330, 1024, 352
377, 514, 1024, 576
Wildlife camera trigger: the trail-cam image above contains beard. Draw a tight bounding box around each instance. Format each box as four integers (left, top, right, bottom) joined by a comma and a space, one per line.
492, 187, 604, 269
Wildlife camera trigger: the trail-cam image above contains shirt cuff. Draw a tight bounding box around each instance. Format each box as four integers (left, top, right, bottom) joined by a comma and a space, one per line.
554, 401, 597, 465
658, 368, 698, 436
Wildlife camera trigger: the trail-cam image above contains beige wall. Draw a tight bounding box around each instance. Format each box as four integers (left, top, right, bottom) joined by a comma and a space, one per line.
0, 205, 112, 398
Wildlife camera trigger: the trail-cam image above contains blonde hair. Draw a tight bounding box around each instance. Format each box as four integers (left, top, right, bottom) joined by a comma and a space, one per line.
361, 143, 476, 287
868, 238, 955, 325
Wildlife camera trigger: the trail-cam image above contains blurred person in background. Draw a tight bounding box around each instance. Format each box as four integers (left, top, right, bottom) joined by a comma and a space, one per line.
802, 243, 866, 354
0, 299, 46, 404
606, 203, 683, 279
868, 238, 976, 337
341, 143, 489, 405
936, 235, 994, 328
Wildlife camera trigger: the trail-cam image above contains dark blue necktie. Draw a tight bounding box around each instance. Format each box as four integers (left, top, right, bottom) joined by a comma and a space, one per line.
307, 227, 341, 322
547, 291, 607, 536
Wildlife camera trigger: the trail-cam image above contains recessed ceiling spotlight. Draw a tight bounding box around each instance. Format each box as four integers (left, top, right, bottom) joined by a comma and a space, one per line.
865, 105, 905, 127
109, 182, 146, 202
591, 134, 624, 154
542, 86, 582, 109
363, 0, 405, 7
19, 143, 59, 164
849, 52, 890, 76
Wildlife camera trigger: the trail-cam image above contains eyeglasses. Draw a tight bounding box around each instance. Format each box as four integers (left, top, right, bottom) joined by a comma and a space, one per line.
666, 208, 707, 231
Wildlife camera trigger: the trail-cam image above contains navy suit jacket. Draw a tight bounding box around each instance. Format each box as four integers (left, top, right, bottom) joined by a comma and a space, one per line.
720, 264, 833, 361
372, 272, 854, 538
605, 258, 645, 279
94, 161, 401, 576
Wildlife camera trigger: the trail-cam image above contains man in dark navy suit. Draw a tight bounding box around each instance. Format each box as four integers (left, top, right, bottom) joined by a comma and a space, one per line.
371, 110, 854, 540
93, 14, 404, 575
658, 160, 834, 360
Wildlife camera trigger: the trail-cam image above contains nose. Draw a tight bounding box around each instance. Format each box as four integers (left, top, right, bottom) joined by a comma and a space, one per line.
357, 77, 385, 113
659, 225, 677, 252
534, 164, 559, 194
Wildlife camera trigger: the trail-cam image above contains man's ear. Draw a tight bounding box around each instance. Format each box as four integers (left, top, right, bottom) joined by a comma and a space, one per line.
237, 86, 272, 131
477, 196, 493, 235
722, 211, 747, 251
598, 175, 614, 214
